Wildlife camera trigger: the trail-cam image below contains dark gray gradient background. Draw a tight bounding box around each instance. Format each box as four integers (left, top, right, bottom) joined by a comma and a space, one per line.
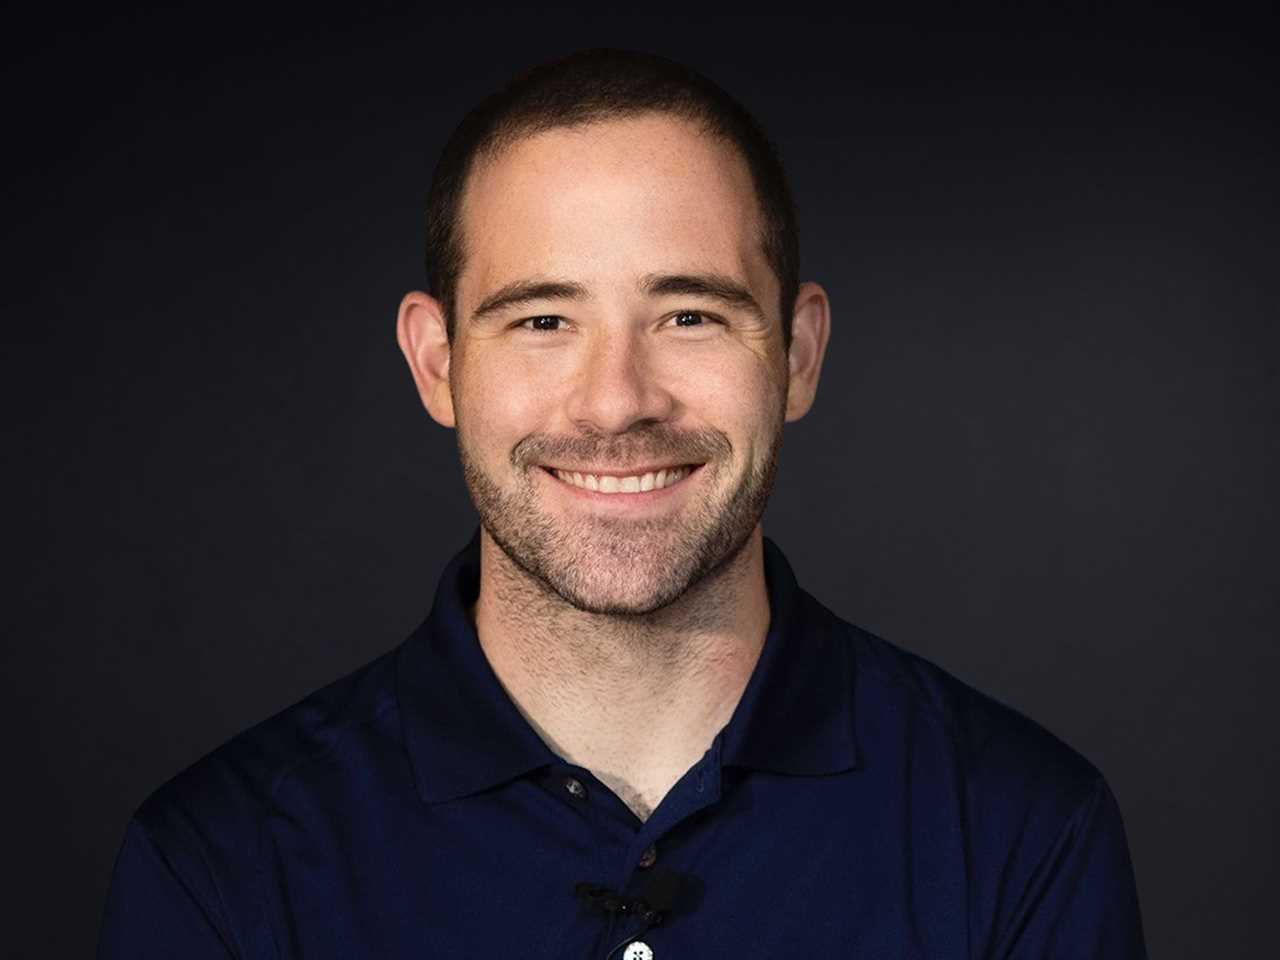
5, 6, 1276, 957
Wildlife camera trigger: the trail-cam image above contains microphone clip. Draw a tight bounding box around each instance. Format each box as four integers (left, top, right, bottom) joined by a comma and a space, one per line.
574, 882, 665, 927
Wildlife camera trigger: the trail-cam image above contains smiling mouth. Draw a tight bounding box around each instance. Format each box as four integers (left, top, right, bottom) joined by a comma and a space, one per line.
544, 465, 698, 494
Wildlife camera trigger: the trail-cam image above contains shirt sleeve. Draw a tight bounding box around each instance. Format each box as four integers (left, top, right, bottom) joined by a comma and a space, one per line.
993, 776, 1147, 959
97, 818, 239, 960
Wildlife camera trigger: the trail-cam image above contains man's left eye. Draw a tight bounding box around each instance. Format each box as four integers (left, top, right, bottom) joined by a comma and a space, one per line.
521, 316, 563, 332
671, 311, 709, 327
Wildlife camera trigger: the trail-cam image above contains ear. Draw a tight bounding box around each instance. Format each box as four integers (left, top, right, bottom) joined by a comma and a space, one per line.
396, 290, 456, 428
784, 281, 831, 422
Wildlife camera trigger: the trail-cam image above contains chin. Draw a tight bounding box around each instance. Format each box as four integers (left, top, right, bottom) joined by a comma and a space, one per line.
542, 566, 694, 617
490, 514, 757, 618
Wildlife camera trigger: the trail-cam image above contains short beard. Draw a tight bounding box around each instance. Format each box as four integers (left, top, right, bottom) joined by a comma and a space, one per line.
457, 420, 783, 617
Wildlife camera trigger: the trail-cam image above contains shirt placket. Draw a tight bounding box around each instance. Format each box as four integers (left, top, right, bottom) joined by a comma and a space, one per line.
532, 734, 726, 960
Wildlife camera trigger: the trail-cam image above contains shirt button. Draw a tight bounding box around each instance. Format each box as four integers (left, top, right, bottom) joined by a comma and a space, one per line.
637, 844, 657, 868
622, 941, 653, 960
563, 776, 587, 799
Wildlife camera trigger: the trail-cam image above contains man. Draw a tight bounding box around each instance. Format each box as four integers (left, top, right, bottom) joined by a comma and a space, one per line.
98, 49, 1147, 958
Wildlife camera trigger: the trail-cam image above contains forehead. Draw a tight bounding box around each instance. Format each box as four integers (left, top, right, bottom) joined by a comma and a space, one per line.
455, 113, 772, 311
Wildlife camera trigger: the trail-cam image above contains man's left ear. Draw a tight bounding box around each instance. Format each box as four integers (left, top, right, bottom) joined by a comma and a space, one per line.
784, 281, 832, 422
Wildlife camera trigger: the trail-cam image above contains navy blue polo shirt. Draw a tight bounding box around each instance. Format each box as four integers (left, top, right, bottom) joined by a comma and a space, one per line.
98, 534, 1146, 958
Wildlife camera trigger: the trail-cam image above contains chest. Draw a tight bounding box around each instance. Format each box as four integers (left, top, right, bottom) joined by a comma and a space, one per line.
247, 772, 972, 959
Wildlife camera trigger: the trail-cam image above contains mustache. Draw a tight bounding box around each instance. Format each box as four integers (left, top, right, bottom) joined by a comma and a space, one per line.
511, 424, 731, 470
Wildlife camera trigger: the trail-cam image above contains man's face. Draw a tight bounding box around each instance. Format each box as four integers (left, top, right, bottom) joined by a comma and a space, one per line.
447, 113, 790, 615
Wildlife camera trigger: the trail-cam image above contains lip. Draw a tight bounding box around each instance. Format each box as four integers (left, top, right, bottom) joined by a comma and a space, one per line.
539, 463, 704, 502
539, 462, 701, 478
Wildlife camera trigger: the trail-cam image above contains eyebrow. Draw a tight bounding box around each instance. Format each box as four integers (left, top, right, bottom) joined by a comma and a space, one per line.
470, 279, 590, 320
467, 271, 766, 322
640, 272, 766, 320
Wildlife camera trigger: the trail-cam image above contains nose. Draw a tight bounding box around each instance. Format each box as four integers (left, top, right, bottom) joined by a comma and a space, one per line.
564, 327, 675, 435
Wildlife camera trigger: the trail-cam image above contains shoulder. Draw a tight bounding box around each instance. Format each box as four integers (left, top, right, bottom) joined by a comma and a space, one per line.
808, 590, 1106, 814
131, 644, 404, 859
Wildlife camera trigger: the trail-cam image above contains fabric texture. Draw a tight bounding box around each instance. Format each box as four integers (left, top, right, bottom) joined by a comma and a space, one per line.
98, 533, 1147, 958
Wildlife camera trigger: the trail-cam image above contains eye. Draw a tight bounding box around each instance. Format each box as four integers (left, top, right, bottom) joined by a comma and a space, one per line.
520, 315, 564, 332
669, 311, 713, 328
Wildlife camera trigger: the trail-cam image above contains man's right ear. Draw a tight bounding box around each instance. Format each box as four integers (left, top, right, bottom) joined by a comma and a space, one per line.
396, 291, 456, 428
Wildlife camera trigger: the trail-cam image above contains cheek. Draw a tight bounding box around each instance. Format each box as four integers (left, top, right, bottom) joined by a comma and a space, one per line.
679, 358, 783, 441
455, 352, 560, 451
681, 341, 784, 404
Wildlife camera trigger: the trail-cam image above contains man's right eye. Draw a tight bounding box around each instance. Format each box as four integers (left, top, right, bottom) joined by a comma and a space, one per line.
521, 316, 563, 332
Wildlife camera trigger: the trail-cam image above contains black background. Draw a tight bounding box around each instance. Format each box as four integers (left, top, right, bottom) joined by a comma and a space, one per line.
5, 5, 1276, 957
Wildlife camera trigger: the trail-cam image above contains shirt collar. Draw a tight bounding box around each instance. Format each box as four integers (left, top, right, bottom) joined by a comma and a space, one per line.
398, 532, 859, 805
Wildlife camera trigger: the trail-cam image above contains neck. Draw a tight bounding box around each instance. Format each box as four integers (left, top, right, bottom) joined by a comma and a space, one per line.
472, 526, 771, 821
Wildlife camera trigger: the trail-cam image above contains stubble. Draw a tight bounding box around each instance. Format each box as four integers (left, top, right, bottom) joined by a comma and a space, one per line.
456, 419, 783, 618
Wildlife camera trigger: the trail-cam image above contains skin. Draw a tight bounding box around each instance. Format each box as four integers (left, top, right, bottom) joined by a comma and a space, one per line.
397, 113, 830, 820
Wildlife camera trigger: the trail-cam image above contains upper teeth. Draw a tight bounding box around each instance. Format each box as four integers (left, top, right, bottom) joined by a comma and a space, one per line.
552, 467, 690, 493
